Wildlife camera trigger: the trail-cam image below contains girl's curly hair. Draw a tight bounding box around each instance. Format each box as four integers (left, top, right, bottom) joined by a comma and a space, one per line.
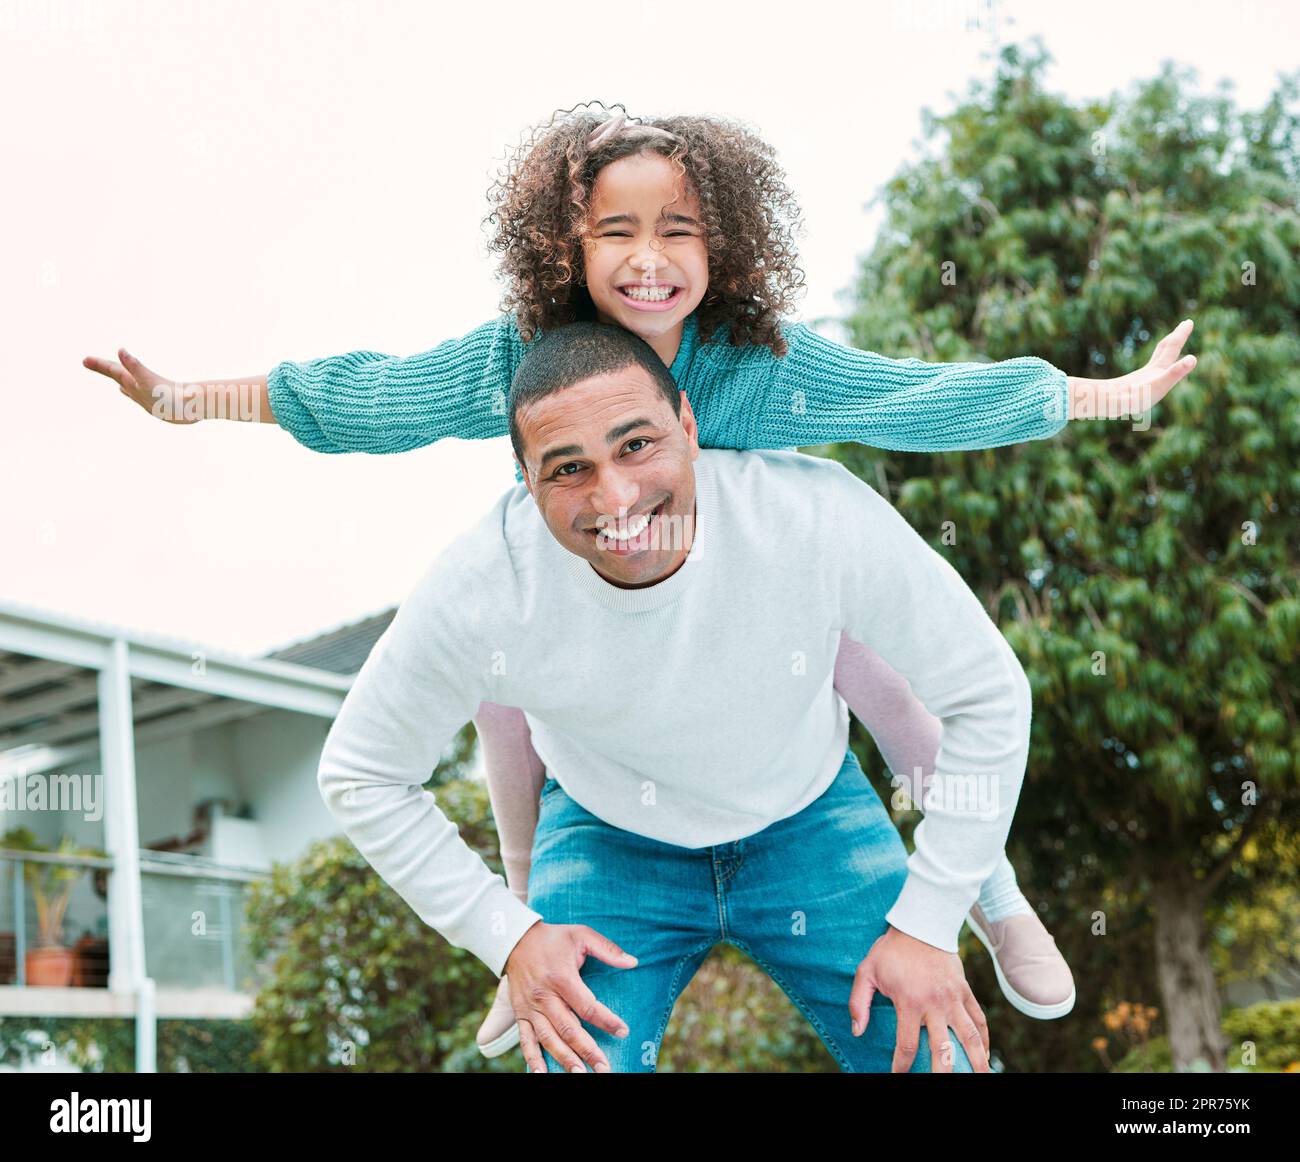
482, 101, 807, 356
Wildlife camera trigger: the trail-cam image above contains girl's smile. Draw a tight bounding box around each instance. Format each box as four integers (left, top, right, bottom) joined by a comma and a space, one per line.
615, 284, 686, 311
584, 152, 710, 365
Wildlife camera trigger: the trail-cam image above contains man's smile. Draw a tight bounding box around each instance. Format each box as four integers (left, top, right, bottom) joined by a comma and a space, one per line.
587, 500, 666, 554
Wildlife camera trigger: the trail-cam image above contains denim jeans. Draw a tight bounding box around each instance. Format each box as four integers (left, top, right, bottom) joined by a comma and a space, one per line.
526, 746, 974, 1073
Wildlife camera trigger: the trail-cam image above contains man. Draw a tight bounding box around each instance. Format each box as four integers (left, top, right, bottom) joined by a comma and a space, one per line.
317, 321, 1032, 1073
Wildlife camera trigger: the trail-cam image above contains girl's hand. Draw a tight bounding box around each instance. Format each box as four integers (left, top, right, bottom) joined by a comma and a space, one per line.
83, 349, 200, 424
1066, 319, 1197, 422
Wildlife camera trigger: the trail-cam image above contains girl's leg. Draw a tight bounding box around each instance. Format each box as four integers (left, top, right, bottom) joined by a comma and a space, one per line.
832, 632, 1030, 922
472, 702, 548, 1056
472, 701, 547, 904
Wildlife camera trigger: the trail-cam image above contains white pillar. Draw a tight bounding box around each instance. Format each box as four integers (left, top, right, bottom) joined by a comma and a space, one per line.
98, 638, 155, 1072
136, 976, 157, 1073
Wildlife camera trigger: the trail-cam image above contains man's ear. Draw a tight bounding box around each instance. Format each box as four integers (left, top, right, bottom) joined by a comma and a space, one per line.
679, 390, 700, 453
514, 454, 534, 496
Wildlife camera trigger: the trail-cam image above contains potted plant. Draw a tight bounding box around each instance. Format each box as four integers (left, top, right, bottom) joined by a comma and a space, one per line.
0, 827, 108, 987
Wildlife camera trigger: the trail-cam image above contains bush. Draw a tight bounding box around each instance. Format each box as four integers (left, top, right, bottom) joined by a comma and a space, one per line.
244, 776, 509, 1072
245, 775, 838, 1072
0, 1016, 257, 1072
1114, 998, 1300, 1072
659, 944, 836, 1072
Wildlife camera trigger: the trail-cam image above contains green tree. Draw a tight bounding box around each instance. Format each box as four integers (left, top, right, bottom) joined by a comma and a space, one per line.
831, 38, 1300, 1072
1208, 818, 1300, 999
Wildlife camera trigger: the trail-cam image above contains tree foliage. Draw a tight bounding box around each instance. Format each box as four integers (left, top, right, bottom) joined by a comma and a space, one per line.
834, 38, 1299, 1071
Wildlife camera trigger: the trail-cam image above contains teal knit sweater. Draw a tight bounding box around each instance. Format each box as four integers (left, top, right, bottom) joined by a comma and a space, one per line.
266, 311, 1069, 478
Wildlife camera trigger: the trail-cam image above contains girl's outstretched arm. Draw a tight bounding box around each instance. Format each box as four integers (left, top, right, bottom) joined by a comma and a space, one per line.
83, 353, 279, 427
84, 314, 527, 454
736, 319, 1195, 454
1063, 320, 1196, 423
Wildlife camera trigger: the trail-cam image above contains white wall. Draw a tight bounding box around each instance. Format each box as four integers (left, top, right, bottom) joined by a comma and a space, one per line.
227, 709, 338, 865
1, 704, 339, 873
128, 706, 339, 869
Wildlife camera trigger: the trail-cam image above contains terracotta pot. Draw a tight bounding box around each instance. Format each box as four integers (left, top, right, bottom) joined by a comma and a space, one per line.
26, 946, 75, 987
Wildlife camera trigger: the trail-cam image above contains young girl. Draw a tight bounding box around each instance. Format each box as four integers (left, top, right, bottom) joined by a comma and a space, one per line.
86, 102, 1196, 1056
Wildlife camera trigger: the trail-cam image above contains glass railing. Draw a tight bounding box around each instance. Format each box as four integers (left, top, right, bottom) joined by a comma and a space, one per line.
139, 852, 268, 994
0, 848, 114, 988
0, 848, 269, 994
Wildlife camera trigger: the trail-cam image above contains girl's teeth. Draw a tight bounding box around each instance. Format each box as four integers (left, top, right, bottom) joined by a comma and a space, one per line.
621, 285, 676, 301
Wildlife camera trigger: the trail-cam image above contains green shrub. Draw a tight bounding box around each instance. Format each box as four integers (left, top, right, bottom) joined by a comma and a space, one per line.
1114, 998, 1300, 1072
659, 944, 836, 1072
0, 1016, 257, 1072
244, 776, 508, 1072
244, 776, 837, 1072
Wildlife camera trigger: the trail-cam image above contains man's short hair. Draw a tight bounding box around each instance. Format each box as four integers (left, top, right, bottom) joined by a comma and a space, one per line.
508, 321, 682, 466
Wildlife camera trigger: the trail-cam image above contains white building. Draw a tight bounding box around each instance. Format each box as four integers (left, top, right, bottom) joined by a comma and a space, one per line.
0, 599, 396, 1071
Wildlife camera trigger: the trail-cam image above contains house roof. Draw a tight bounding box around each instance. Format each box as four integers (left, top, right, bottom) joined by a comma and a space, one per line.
259, 608, 396, 676
0, 600, 358, 775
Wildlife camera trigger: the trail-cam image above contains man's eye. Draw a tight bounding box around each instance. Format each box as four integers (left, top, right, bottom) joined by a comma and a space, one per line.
626, 438, 650, 453
553, 463, 581, 478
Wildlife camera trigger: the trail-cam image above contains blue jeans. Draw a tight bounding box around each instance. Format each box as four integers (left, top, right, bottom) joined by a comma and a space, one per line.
526, 746, 974, 1073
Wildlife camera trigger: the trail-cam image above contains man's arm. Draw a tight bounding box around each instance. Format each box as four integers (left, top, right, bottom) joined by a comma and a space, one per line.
830, 465, 1032, 953
317, 555, 542, 978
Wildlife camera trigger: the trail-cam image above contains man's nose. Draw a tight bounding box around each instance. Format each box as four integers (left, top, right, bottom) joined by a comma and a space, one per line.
590, 469, 642, 521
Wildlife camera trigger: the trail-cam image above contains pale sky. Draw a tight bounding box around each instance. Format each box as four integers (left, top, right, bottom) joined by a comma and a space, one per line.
4, 0, 1296, 658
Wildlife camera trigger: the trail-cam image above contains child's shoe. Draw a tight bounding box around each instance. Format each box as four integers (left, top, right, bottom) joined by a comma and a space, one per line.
965, 902, 1076, 1019
475, 973, 521, 1057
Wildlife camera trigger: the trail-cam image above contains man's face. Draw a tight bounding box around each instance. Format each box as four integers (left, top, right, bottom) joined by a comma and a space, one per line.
515, 369, 700, 589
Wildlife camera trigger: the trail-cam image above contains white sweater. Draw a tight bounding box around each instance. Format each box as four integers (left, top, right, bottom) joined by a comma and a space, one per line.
317, 449, 1032, 977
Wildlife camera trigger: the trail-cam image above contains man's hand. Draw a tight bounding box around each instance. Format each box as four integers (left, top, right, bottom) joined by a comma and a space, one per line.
849, 925, 991, 1073
504, 920, 638, 1073
1066, 318, 1197, 422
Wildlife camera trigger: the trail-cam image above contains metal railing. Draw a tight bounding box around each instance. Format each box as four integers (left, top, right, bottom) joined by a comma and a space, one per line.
0, 848, 268, 993
138, 852, 266, 994
0, 847, 113, 988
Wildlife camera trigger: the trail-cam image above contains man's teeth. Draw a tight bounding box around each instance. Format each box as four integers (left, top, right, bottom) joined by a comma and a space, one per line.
599, 509, 655, 540
621, 285, 676, 301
